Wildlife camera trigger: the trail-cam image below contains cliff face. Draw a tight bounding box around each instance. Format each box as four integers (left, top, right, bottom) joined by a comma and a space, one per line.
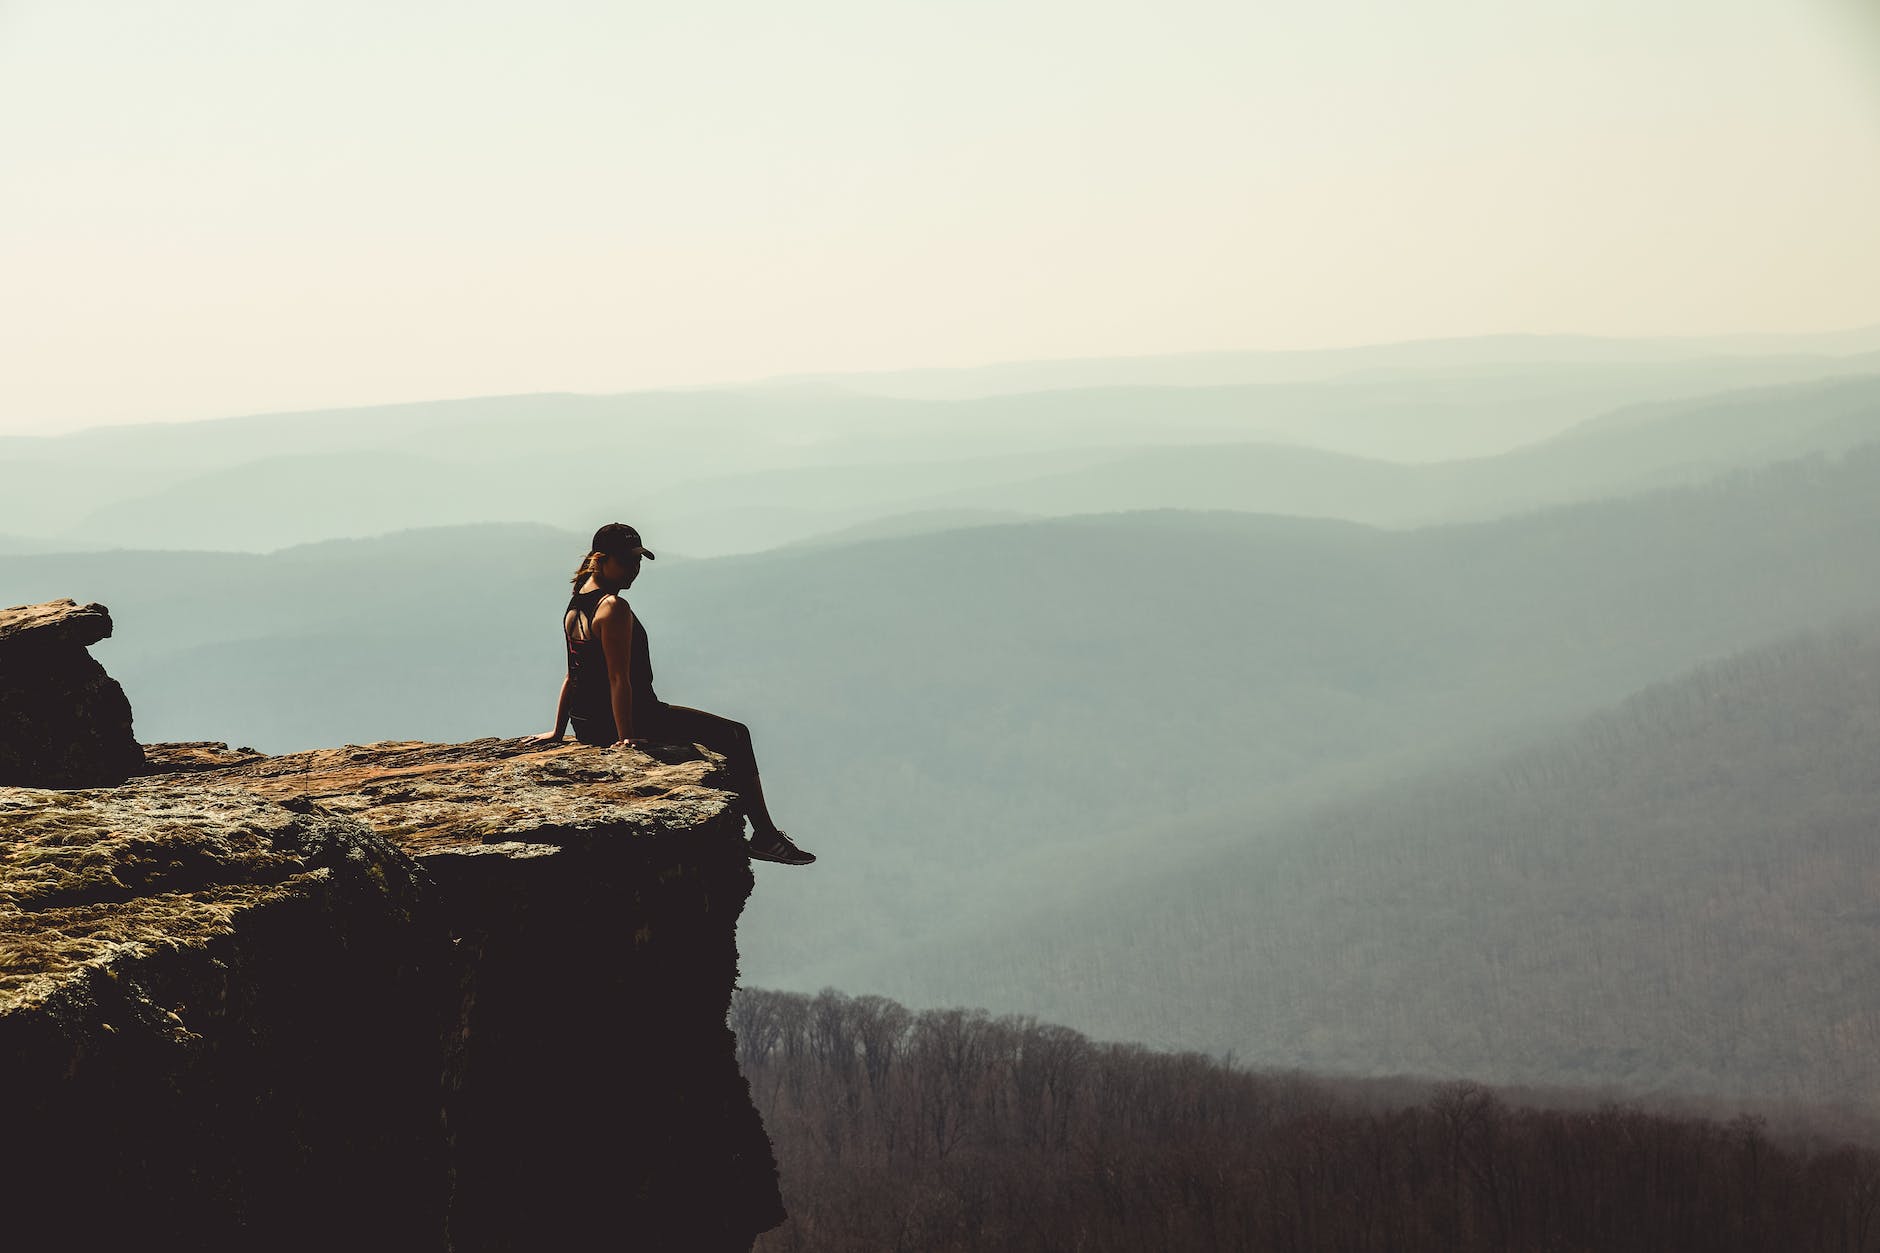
0, 734, 786, 1251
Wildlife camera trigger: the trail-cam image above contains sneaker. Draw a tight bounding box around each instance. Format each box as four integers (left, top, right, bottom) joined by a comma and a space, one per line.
748, 829, 816, 866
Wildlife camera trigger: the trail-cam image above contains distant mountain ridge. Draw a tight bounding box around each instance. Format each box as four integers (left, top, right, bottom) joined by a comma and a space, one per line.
741, 326, 1880, 399
8, 363, 1880, 555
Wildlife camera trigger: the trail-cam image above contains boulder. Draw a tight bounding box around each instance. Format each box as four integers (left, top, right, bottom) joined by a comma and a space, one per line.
0, 597, 144, 787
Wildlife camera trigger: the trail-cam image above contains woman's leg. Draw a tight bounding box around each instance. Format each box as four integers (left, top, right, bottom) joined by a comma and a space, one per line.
644, 703, 783, 837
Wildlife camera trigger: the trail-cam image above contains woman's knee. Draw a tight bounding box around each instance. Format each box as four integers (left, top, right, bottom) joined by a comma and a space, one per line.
713, 719, 756, 769
696, 708, 751, 748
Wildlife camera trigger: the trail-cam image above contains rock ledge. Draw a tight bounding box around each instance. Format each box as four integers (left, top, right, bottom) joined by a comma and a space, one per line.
1, 734, 783, 1251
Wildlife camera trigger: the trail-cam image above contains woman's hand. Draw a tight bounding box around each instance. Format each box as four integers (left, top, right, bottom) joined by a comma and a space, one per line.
529, 730, 564, 744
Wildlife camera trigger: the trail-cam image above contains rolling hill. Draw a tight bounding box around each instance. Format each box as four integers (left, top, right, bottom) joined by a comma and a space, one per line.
846, 620, 1880, 1110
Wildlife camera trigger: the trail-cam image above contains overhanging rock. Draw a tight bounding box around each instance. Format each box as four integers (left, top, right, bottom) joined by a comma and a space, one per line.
0, 598, 144, 787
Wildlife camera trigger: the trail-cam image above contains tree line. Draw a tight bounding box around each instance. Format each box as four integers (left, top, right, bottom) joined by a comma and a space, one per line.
739, 987, 1880, 1253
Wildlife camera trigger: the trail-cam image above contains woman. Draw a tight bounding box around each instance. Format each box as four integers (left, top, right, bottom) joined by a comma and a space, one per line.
534, 522, 816, 866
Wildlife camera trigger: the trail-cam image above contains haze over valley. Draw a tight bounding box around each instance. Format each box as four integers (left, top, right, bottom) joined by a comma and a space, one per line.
7, 332, 1880, 1119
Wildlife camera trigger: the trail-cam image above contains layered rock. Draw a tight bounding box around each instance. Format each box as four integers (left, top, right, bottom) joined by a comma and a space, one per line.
0, 598, 144, 787
0, 735, 785, 1251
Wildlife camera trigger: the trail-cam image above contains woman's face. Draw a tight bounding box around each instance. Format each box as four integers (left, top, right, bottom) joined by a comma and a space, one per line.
602, 552, 642, 587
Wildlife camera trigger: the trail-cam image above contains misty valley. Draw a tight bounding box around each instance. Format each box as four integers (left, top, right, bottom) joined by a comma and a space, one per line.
7, 333, 1880, 1247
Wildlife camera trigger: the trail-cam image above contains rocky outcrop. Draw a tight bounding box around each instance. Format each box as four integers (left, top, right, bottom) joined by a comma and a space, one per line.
0, 735, 785, 1251
0, 598, 144, 787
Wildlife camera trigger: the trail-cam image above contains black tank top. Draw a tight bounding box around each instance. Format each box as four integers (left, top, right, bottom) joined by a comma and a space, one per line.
564, 586, 658, 743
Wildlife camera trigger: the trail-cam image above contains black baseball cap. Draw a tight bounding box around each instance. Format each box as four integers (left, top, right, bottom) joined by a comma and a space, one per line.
592, 522, 656, 562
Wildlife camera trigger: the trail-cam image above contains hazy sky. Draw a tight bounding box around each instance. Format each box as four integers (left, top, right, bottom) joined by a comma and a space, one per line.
4, 0, 1878, 433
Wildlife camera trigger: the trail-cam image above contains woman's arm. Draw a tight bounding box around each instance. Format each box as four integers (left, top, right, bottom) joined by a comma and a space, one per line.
596, 596, 642, 746
531, 675, 572, 742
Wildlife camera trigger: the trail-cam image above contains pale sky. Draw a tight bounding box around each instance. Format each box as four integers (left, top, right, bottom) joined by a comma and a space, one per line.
3, 0, 1879, 433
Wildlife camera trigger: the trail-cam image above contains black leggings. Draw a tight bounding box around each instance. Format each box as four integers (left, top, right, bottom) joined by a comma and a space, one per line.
634, 702, 761, 793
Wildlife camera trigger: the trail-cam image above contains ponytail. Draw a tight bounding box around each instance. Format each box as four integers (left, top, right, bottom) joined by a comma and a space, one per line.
571, 550, 605, 589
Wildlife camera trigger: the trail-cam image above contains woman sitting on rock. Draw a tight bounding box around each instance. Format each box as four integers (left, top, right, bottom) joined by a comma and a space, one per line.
533, 522, 815, 866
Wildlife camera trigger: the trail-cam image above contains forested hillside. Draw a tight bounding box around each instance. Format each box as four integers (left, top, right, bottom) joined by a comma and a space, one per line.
865, 620, 1880, 1107
738, 987, 1880, 1253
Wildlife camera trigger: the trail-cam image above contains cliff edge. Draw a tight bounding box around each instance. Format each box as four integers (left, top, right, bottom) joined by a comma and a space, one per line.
0, 599, 785, 1251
